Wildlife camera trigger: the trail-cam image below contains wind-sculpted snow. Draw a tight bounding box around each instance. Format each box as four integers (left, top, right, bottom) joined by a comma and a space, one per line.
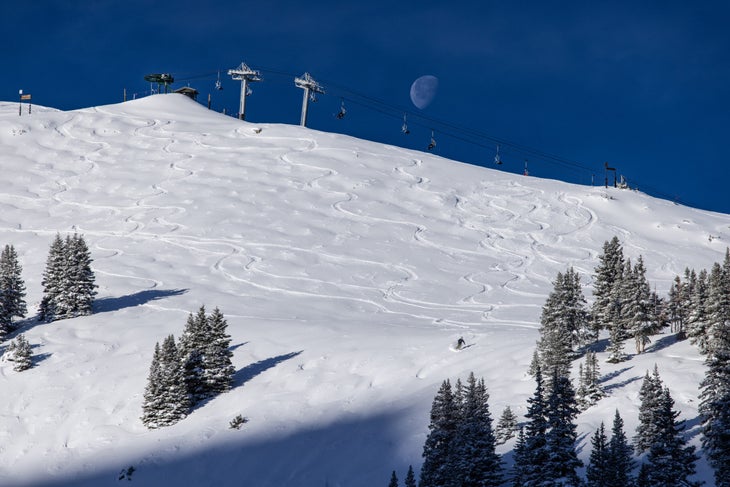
0, 95, 727, 485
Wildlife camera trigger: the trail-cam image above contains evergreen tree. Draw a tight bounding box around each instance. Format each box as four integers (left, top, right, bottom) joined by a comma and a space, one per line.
388, 470, 398, 487
404, 465, 416, 487
687, 269, 710, 354
623, 256, 656, 354
495, 405, 518, 445
0, 244, 27, 339
605, 312, 626, 363
179, 306, 210, 403
699, 260, 730, 487
65, 234, 97, 317
452, 373, 502, 487
513, 366, 549, 486
585, 422, 609, 487
591, 236, 625, 333
606, 410, 635, 487
537, 267, 590, 380
634, 366, 664, 453
706, 251, 730, 358
577, 350, 604, 409
4, 333, 33, 371
39, 234, 66, 322
141, 335, 189, 428
39, 233, 96, 322
641, 387, 700, 486
420, 379, 459, 487
202, 307, 235, 395
544, 369, 582, 486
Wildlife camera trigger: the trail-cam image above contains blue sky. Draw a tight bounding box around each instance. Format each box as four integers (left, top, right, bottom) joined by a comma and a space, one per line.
3, 1, 729, 213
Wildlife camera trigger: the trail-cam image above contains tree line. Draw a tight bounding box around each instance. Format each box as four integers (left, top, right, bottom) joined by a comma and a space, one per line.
1, 234, 97, 372
390, 237, 730, 487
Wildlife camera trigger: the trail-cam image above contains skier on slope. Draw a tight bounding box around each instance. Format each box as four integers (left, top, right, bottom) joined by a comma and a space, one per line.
456, 337, 466, 349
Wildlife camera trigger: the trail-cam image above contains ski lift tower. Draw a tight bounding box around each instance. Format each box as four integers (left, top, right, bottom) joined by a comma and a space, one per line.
227, 62, 262, 120
295, 72, 325, 127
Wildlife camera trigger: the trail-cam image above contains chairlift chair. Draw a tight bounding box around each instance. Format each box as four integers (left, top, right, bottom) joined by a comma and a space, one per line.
336, 98, 346, 119
401, 114, 410, 134
494, 144, 502, 165
427, 130, 436, 151
215, 70, 223, 90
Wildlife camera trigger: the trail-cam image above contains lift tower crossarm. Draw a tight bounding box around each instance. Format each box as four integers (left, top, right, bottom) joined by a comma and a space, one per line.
295, 72, 325, 127
228, 62, 262, 120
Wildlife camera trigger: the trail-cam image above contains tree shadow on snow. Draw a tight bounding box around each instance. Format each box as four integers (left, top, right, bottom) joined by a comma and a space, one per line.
645, 333, 680, 354
602, 366, 643, 393
233, 351, 303, 388
93, 288, 189, 314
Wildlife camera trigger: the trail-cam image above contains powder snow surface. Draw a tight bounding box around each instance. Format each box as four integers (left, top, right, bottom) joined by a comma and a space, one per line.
0, 95, 727, 486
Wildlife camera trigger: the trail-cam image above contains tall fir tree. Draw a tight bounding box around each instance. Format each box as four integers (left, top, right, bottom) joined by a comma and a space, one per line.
537, 267, 590, 380
388, 470, 399, 487
606, 410, 635, 487
687, 269, 710, 353
65, 234, 97, 317
0, 244, 27, 339
641, 387, 700, 487
39, 234, 66, 322
202, 307, 235, 395
544, 369, 582, 486
512, 366, 549, 486
585, 422, 609, 487
623, 256, 657, 354
403, 465, 416, 487
179, 306, 210, 403
591, 236, 625, 333
698, 257, 730, 487
452, 373, 503, 487
420, 379, 459, 487
39, 233, 96, 322
141, 335, 189, 428
634, 366, 664, 453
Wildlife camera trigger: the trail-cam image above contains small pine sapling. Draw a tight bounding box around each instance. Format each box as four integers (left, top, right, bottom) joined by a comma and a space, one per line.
229, 414, 248, 429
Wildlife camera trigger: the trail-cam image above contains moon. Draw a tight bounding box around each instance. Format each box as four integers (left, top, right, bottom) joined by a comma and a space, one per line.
410, 75, 439, 110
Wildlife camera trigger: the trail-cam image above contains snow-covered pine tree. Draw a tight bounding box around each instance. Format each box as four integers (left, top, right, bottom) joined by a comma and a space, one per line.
577, 350, 604, 409
606, 410, 635, 487
141, 335, 189, 428
634, 366, 664, 454
687, 269, 710, 354
605, 311, 626, 363
65, 234, 97, 317
513, 366, 549, 486
537, 267, 590, 380
179, 306, 210, 403
420, 379, 459, 487
585, 422, 609, 487
641, 387, 700, 486
706, 249, 730, 358
452, 372, 503, 487
511, 427, 528, 487
388, 470, 399, 487
591, 236, 625, 334
39, 234, 66, 322
4, 333, 33, 371
495, 405, 518, 445
623, 256, 656, 354
699, 259, 730, 487
0, 244, 27, 339
403, 465, 416, 487
544, 368, 582, 486
203, 307, 235, 395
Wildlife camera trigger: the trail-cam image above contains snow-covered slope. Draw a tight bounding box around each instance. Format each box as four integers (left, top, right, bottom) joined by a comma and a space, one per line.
0, 95, 727, 486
